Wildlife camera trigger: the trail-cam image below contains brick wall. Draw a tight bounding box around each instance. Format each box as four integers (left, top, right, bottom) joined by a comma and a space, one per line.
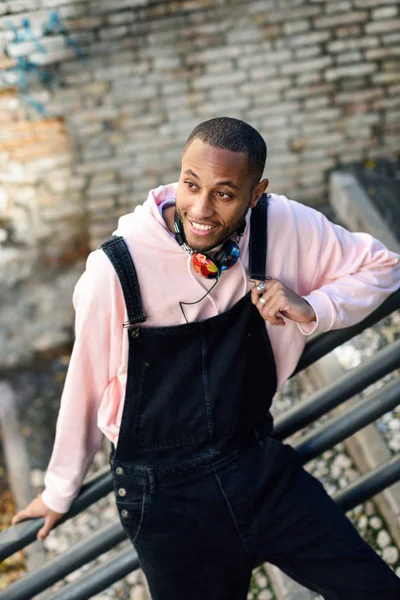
0, 0, 399, 253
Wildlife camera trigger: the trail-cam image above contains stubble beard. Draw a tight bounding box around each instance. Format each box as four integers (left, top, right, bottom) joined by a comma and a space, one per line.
177, 206, 249, 253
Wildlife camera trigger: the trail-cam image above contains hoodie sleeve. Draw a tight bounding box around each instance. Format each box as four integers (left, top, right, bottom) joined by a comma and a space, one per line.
42, 250, 124, 514
287, 201, 400, 336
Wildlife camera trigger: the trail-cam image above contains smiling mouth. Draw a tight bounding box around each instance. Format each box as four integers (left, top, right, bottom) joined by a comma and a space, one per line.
190, 221, 217, 232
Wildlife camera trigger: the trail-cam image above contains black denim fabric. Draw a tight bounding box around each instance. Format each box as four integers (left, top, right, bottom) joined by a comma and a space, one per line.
103, 199, 400, 599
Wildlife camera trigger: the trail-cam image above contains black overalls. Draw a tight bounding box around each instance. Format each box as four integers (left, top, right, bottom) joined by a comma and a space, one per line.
101, 197, 400, 600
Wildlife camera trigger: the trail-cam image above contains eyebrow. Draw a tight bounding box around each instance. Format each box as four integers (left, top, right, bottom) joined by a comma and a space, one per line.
184, 169, 240, 191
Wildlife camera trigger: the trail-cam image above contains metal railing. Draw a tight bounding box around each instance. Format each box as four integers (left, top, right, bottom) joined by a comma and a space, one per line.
1, 288, 399, 600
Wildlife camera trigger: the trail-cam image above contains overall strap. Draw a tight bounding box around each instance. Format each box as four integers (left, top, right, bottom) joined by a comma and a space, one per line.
99, 236, 147, 326
249, 192, 269, 281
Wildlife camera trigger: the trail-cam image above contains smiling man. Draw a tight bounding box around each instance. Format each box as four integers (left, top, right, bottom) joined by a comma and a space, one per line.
12, 117, 400, 599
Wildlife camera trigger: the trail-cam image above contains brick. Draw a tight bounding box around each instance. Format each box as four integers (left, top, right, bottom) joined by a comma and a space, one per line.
366, 47, 399, 60
374, 96, 400, 110
30, 48, 78, 65
190, 45, 241, 63
193, 70, 246, 90
335, 89, 383, 104
295, 46, 321, 60
292, 108, 341, 124
249, 66, 279, 80
94, 65, 142, 81
195, 97, 250, 116
388, 83, 400, 96
328, 38, 379, 52
266, 153, 299, 167
383, 32, 400, 47
336, 51, 363, 65
305, 96, 329, 110
88, 181, 127, 197
252, 91, 281, 106
282, 56, 332, 75
227, 26, 263, 44
336, 26, 362, 38
372, 72, 400, 84
106, 12, 135, 25
239, 49, 292, 69
325, 1, 352, 13
284, 84, 333, 100
366, 20, 400, 34
385, 110, 400, 124
41, 0, 83, 6
88, 197, 116, 213
314, 11, 368, 29
99, 26, 128, 40
90, 0, 147, 13
296, 72, 322, 86
260, 115, 288, 130
206, 60, 234, 74
283, 20, 310, 36
265, 6, 321, 23
301, 123, 330, 135
154, 56, 182, 70
372, 6, 398, 19
7, 0, 41, 12
325, 63, 376, 81
287, 30, 330, 47
354, 0, 399, 6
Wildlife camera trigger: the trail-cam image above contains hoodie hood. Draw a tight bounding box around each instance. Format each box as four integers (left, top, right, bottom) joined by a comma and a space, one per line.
114, 183, 181, 252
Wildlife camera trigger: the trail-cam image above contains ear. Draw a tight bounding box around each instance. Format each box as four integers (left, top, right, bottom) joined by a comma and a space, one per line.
249, 179, 269, 208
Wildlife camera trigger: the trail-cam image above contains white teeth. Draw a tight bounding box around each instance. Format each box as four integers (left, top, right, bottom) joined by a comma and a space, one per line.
191, 221, 214, 231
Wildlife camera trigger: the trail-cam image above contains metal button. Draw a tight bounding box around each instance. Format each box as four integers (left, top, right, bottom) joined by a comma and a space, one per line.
131, 329, 140, 339
118, 487, 127, 497
116, 467, 124, 475
144, 362, 150, 367
121, 509, 129, 518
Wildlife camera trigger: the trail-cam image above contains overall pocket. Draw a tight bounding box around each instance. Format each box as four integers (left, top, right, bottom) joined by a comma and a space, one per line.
115, 484, 148, 545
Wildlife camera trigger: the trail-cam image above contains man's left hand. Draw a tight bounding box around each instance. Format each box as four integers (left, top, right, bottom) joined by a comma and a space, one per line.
251, 279, 316, 327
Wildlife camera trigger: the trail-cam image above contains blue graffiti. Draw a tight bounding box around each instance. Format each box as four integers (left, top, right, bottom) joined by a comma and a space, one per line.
1, 11, 87, 114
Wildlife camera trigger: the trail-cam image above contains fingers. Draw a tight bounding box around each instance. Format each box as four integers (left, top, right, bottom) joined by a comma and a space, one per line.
11, 495, 63, 541
252, 280, 286, 326
11, 509, 30, 526
37, 515, 58, 541
12, 499, 42, 525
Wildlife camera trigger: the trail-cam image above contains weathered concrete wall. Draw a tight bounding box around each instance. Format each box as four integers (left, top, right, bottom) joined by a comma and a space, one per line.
0, 0, 399, 365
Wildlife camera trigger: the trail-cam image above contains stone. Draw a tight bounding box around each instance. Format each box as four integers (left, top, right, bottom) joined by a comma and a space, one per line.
370, 516, 383, 530
257, 591, 273, 600
382, 546, 399, 565
377, 529, 391, 549
255, 571, 268, 588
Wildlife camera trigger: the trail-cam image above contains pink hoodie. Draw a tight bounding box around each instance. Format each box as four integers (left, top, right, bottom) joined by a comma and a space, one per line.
42, 183, 400, 513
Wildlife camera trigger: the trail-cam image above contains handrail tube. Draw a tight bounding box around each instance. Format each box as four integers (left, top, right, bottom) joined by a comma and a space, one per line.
51, 548, 140, 600
275, 338, 400, 440
294, 377, 399, 461
293, 288, 400, 376
0, 522, 126, 600
333, 455, 400, 513
0, 467, 113, 562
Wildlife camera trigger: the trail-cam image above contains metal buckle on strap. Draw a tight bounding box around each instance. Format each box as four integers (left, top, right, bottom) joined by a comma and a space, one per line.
123, 321, 140, 338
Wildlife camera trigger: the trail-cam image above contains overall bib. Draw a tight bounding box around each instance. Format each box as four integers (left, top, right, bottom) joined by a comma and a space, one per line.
101, 197, 400, 600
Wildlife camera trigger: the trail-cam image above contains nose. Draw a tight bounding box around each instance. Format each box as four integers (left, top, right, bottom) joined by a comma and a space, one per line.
193, 193, 214, 221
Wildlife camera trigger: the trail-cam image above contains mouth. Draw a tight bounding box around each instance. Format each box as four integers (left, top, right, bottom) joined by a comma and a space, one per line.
188, 220, 218, 236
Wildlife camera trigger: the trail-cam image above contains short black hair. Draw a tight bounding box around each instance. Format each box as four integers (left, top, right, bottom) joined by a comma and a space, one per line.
184, 117, 267, 182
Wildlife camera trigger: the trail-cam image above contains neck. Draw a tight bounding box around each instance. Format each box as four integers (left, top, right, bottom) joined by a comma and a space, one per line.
163, 205, 176, 235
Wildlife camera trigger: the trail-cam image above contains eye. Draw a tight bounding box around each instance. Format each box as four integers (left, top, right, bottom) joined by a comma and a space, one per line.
216, 191, 232, 200
185, 181, 198, 190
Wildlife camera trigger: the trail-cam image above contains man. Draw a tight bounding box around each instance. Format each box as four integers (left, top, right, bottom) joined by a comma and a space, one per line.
13, 117, 400, 599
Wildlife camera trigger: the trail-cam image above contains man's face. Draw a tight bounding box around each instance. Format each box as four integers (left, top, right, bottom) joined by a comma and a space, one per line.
175, 139, 266, 253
